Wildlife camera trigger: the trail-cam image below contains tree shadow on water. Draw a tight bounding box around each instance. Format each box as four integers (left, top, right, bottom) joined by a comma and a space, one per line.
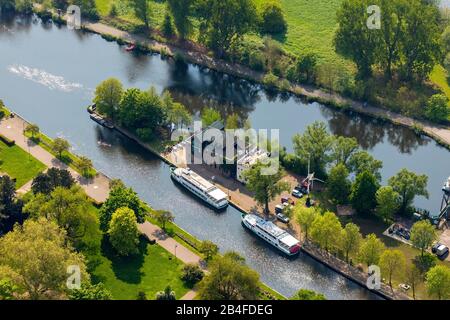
100, 235, 149, 284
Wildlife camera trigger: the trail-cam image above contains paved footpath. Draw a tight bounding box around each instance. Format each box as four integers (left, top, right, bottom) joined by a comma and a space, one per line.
0, 116, 110, 203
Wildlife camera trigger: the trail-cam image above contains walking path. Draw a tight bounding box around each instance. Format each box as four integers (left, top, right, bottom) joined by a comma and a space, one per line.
0, 116, 110, 203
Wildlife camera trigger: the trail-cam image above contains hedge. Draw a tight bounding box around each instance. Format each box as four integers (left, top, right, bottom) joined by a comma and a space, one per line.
0, 134, 15, 146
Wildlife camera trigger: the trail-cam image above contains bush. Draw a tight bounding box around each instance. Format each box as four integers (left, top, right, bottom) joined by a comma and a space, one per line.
109, 3, 118, 17
414, 252, 437, 275
0, 134, 15, 146
259, 1, 287, 35
181, 264, 204, 287
162, 13, 176, 38
249, 51, 266, 71
262, 73, 279, 88
425, 94, 450, 123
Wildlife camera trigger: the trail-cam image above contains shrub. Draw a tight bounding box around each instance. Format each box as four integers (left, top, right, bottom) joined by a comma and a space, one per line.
259, 1, 287, 35
162, 13, 176, 38
109, 3, 118, 17
425, 94, 450, 123
181, 264, 204, 287
0, 134, 15, 146
249, 51, 266, 71
262, 73, 279, 88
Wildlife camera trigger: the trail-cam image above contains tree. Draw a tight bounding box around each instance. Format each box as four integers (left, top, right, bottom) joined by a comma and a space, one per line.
156, 285, 176, 300
197, 0, 257, 57
358, 233, 385, 267
426, 265, 450, 300
161, 13, 176, 38
99, 185, 145, 231
375, 186, 400, 222
77, 156, 93, 178
23, 186, 97, 247
290, 289, 326, 300
68, 283, 113, 300
225, 113, 240, 130
24, 123, 40, 139
405, 264, 421, 300
0, 277, 17, 300
129, 0, 150, 28
331, 136, 358, 166
350, 171, 379, 214
293, 52, 318, 83
388, 169, 428, 213
425, 94, 450, 123
0, 0, 15, 12
93, 78, 123, 120
51, 137, 70, 159
108, 207, 140, 256
165, 95, 191, 131
341, 223, 363, 263
167, 0, 195, 39
292, 121, 334, 177
295, 206, 318, 240
326, 164, 351, 205
198, 252, 260, 300
31, 168, 75, 195
259, 1, 287, 35
334, 0, 379, 78
410, 220, 437, 258
242, 161, 289, 214
181, 264, 204, 287
199, 240, 219, 261
0, 218, 88, 299
310, 212, 343, 252
152, 210, 174, 230
379, 249, 406, 292
201, 107, 222, 127
0, 176, 24, 235
348, 150, 383, 181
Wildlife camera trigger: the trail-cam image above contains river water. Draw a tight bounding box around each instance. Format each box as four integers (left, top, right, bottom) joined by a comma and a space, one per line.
2, 15, 450, 300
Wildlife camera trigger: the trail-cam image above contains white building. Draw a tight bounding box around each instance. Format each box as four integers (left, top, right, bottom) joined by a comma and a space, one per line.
236, 147, 269, 184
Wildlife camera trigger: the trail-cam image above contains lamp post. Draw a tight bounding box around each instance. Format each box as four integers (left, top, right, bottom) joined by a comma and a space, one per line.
174, 244, 178, 258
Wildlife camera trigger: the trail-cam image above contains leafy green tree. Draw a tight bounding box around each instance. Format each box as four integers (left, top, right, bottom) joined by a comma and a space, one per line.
331, 136, 358, 166
375, 186, 400, 222
77, 156, 93, 178
129, 0, 150, 28
295, 206, 318, 240
198, 252, 260, 300
425, 94, 450, 123
410, 220, 437, 258
0, 277, 17, 300
406, 264, 422, 300
380, 249, 406, 291
68, 283, 113, 300
259, 0, 287, 35
426, 265, 450, 300
348, 150, 383, 181
326, 164, 351, 205
156, 285, 176, 300
0, 218, 88, 300
165, 95, 191, 131
310, 212, 343, 252
290, 289, 326, 300
341, 223, 363, 263
292, 52, 318, 83
99, 184, 145, 231
292, 121, 334, 177
51, 137, 70, 159
108, 207, 140, 256
201, 107, 222, 127
197, 0, 257, 57
334, 0, 379, 78
225, 113, 240, 130
31, 168, 75, 195
199, 240, 219, 261
388, 169, 428, 213
152, 210, 174, 230
0, 176, 24, 235
24, 123, 40, 139
242, 161, 289, 214
181, 264, 204, 287
93, 78, 123, 120
358, 233, 385, 267
167, 0, 195, 39
350, 171, 379, 214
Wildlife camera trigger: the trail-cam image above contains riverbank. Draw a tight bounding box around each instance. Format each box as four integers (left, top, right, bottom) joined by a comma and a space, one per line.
37, 7, 450, 151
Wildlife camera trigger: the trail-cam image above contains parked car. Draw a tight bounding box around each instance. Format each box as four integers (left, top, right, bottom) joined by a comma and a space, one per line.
281, 196, 295, 205
276, 212, 290, 223
292, 188, 303, 198
275, 204, 285, 214
432, 243, 449, 258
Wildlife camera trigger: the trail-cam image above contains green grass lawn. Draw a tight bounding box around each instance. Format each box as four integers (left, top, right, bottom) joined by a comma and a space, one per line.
0, 140, 46, 187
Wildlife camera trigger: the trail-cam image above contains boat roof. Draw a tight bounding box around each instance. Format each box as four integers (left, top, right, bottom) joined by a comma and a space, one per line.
279, 234, 299, 247
244, 214, 290, 239
176, 168, 215, 192
209, 188, 227, 201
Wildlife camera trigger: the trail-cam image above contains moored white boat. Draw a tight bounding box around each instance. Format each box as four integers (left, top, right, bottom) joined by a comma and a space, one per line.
170, 167, 228, 210
242, 213, 301, 256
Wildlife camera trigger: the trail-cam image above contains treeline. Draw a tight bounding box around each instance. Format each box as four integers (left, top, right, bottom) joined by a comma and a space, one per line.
93, 78, 191, 141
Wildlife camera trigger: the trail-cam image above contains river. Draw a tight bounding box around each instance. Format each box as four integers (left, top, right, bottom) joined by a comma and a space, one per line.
2, 15, 450, 300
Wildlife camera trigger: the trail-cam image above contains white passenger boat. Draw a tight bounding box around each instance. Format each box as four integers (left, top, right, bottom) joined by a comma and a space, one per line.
242, 213, 301, 256
170, 167, 229, 210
